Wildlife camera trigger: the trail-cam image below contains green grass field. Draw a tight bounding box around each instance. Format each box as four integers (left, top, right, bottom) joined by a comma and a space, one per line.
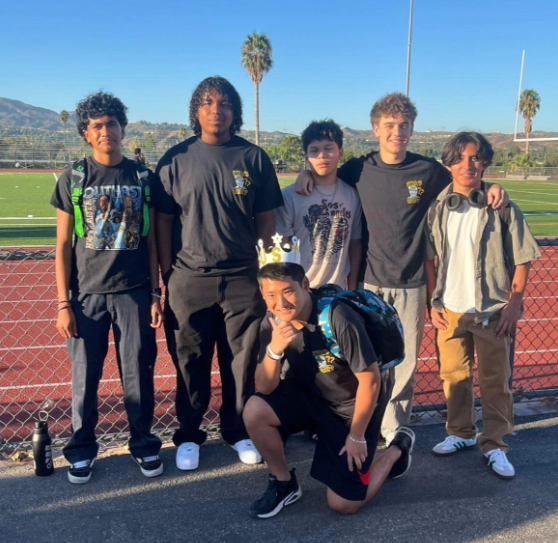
0, 172, 556, 246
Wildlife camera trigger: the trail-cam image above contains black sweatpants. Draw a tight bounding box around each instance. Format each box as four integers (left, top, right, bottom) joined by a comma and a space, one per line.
164, 269, 265, 446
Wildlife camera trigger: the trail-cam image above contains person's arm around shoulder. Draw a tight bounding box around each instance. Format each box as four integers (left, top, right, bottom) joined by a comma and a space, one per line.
294, 157, 364, 196
483, 181, 509, 209
55, 210, 77, 338
255, 318, 297, 394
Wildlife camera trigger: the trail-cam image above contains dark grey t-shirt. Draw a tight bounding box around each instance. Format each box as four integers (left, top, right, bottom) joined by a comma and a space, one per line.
155, 136, 284, 276
50, 156, 154, 294
339, 152, 451, 288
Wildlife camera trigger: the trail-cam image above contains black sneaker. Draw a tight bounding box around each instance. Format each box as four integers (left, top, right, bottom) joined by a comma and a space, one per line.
68, 458, 95, 484
132, 455, 163, 477
388, 427, 415, 479
250, 469, 302, 519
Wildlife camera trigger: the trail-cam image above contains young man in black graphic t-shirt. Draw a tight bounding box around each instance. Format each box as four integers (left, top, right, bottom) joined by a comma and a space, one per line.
295, 93, 508, 444
155, 76, 283, 471
51, 92, 163, 484
244, 263, 415, 519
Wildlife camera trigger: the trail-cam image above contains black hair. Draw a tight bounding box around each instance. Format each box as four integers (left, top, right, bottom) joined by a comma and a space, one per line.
189, 76, 243, 137
370, 92, 417, 126
257, 263, 306, 286
301, 119, 343, 153
75, 91, 128, 140
134, 148, 141, 155
441, 132, 494, 169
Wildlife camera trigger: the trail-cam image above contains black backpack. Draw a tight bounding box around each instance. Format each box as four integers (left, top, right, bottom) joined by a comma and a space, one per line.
311, 284, 405, 371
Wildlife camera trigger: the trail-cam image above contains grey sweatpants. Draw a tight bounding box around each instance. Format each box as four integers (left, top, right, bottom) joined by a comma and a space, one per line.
365, 283, 427, 439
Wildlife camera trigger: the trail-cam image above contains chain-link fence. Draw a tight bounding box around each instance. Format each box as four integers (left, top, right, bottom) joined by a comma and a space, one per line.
1, 241, 557, 458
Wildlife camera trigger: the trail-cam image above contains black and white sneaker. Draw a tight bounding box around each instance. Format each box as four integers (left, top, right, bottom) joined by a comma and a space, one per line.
132, 455, 163, 477
250, 469, 302, 519
68, 458, 95, 484
388, 427, 415, 479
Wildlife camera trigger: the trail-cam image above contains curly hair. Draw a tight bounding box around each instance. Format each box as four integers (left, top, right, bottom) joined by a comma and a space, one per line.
189, 76, 243, 137
370, 92, 418, 126
441, 132, 494, 169
301, 119, 343, 153
76, 91, 128, 139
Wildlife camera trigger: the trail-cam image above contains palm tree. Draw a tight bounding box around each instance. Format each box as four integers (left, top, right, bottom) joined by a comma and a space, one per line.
518, 89, 541, 154
59, 110, 69, 130
59, 110, 70, 163
241, 32, 273, 146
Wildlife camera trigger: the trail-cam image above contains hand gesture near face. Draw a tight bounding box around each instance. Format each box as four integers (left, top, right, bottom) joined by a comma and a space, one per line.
269, 318, 298, 355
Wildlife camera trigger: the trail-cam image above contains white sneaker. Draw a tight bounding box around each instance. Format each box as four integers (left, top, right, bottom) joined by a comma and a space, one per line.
231, 439, 262, 465
432, 435, 477, 456
485, 449, 515, 479
176, 442, 200, 471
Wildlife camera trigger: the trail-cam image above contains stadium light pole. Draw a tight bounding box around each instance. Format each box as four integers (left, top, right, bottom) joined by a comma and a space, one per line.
405, 0, 414, 97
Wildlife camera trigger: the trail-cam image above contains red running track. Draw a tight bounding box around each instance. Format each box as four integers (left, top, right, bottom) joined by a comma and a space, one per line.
1, 246, 557, 444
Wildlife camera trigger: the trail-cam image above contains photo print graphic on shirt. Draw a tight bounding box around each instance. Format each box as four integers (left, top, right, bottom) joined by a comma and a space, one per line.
232, 170, 252, 195
406, 180, 425, 204
82, 185, 143, 251
302, 199, 351, 261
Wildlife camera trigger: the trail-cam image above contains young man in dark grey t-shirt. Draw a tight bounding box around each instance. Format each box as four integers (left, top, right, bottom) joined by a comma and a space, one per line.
51, 92, 163, 484
295, 93, 508, 444
155, 76, 283, 471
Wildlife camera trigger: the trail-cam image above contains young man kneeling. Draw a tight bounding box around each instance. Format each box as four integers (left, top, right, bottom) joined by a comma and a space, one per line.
244, 263, 414, 518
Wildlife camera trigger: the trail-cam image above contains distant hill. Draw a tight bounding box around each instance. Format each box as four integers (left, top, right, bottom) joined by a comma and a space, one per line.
0, 96, 557, 150
0, 97, 76, 130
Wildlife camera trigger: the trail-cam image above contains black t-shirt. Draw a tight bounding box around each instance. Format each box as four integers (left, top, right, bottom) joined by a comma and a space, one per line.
50, 156, 155, 294
155, 136, 284, 276
339, 152, 451, 288
259, 296, 378, 420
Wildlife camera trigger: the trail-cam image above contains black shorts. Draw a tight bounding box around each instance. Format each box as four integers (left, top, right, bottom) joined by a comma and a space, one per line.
255, 380, 387, 501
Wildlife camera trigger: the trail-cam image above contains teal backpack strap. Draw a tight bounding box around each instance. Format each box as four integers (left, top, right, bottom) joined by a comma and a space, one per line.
316, 296, 344, 360
71, 159, 87, 238
135, 167, 150, 237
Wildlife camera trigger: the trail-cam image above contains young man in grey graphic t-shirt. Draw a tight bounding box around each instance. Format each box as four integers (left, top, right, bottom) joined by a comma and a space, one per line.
276, 120, 362, 289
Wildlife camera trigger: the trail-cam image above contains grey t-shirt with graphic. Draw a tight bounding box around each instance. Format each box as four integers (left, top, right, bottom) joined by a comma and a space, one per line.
276, 179, 362, 288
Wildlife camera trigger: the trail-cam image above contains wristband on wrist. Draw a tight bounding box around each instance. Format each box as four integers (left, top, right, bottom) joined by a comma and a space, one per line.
57, 299, 70, 305
58, 306, 71, 312
348, 435, 367, 445
150, 288, 162, 298
266, 345, 284, 361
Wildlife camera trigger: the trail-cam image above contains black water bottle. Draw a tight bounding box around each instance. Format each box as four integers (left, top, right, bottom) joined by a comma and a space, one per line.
32, 421, 54, 476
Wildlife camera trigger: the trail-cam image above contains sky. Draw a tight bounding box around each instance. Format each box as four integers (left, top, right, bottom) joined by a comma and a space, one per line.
1, 0, 557, 135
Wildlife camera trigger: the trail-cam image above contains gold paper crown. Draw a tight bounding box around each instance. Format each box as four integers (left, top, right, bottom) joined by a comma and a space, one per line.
257, 233, 301, 267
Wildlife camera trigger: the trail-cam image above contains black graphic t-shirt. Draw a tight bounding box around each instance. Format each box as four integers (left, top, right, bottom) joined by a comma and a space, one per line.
339, 152, 451, 288
155, 136, 284, 276
50, 157, 155, 294
258, 296, 378, 420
